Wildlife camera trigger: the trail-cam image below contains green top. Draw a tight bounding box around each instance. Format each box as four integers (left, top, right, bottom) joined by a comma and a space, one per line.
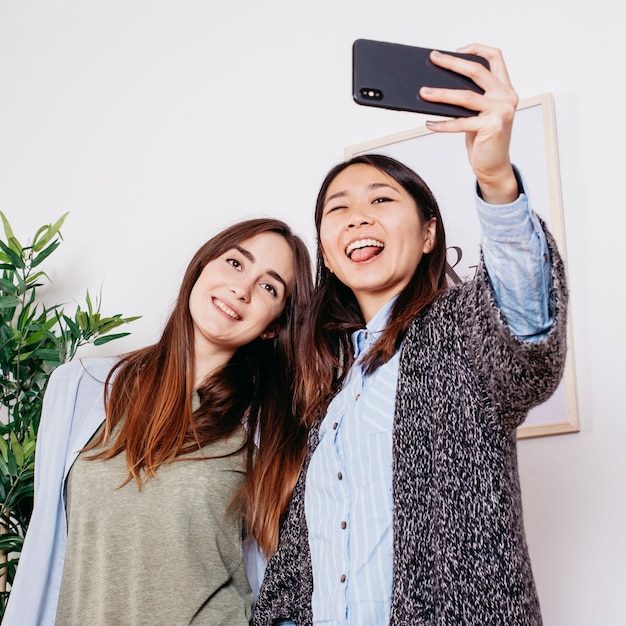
56, 407, 251, 626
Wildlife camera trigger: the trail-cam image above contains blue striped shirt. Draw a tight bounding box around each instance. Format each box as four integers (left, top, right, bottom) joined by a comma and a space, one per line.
304, 188, 553, 625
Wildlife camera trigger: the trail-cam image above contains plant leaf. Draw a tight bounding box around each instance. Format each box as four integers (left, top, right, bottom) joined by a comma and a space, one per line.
31, 240, 61, 268
0, 437, 8, 463
0, 240, 24, 269
0, 294, 19, 310
0, 211, 16, 241
32, 212, 69, 252
94, 332, 132, 345
9, 431, 24, 467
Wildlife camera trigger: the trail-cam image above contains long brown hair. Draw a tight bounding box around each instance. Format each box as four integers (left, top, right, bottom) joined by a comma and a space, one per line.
86, 217, 313, 557
299, 154, 448, 425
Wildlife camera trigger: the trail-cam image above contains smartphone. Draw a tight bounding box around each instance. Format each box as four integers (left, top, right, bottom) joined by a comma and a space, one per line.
352, 39, 490, 117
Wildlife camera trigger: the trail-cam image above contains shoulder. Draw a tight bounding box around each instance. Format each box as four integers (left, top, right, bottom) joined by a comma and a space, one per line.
405, 282, 473, 338
47, 356, 120, 393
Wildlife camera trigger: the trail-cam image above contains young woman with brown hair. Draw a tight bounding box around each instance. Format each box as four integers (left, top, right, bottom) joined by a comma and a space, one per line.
5, 217, 313, 626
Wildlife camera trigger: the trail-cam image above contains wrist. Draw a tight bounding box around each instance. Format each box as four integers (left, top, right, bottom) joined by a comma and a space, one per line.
476, 166, 521, 205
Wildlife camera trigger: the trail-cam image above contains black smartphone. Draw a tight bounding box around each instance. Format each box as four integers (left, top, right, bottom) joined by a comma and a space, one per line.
352, 39, 490, 117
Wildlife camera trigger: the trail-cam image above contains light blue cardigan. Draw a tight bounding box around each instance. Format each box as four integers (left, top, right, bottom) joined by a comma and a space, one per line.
3, 357, 118, 626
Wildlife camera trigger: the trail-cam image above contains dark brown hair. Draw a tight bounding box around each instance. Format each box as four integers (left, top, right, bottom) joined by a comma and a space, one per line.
299, 154, 448, 424
86, 217, 313, 556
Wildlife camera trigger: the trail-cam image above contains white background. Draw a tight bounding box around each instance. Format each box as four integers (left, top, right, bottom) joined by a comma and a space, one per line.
1, 1, 623, 623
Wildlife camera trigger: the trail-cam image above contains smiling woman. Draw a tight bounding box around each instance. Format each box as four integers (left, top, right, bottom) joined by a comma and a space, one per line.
254, 45, 569, 626
4, 218, 313, 626
189, 231, 296, 387
319, 163, 437, 323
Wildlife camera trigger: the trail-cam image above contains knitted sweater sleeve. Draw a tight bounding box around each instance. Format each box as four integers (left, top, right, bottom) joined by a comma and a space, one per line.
463, 219, 568, 429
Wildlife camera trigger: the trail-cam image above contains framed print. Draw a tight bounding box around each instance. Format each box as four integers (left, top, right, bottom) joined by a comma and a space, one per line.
345, 93, 579, 438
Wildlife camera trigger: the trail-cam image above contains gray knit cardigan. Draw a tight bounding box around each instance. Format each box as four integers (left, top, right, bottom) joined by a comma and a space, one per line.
253, 226, 568, 626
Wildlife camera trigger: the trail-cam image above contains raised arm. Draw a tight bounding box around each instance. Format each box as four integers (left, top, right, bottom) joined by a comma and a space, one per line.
421, 45, 553, 340
420, 44, 519, 204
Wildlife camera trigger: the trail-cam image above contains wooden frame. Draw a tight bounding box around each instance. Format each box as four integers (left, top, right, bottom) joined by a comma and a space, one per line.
345, 93, 579, 439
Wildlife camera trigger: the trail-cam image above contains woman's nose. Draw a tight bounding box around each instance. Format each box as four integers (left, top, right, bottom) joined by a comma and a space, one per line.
231, 280, 252, 302
347, 207, 374, 228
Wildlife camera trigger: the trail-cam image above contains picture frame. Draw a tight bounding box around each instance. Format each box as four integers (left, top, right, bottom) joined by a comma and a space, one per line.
345, 93, 580, 439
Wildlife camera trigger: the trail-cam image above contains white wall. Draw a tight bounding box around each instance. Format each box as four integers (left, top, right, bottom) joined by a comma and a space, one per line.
1, 1, 623, 623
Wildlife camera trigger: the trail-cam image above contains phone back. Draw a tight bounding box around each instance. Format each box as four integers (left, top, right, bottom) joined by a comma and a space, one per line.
352, 39, 490, 117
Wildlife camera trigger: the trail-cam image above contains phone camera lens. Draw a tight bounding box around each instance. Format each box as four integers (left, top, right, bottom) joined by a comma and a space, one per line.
360, 87, 383, 101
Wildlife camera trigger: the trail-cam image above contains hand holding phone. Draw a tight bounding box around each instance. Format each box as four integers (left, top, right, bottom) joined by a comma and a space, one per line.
352, 39, 490, 117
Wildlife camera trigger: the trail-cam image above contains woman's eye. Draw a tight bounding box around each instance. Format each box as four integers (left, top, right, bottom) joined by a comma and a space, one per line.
226, 258, 242, 269
261, 283, 278, 297
325, 204, 346, 215
372, 196, 392, 204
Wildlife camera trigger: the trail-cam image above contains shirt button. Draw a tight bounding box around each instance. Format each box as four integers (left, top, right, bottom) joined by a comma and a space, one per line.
337, 471, 343, 480
341, 521, 347, 529
332, 422, 338, 430
355, 393, 360, 401
340, 574, 347, 583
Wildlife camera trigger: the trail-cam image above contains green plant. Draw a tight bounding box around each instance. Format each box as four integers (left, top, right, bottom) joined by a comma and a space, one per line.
0, 211, 139, 617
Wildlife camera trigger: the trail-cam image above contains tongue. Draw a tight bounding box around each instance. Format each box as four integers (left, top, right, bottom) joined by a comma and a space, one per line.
351, 246, 381, 262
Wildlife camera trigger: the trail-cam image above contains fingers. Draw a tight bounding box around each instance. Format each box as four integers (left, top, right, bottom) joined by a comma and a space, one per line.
456, 44, 513, 87
429, 49, 493, 89
419, 44, 519, 201
419, 87, 516, 132
429, 44, 512, 90
418, 85, 487, 119
421, 47, 518, 116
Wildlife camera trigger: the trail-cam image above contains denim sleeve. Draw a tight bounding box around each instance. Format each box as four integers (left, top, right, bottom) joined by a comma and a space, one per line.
476, 168, 554, 343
